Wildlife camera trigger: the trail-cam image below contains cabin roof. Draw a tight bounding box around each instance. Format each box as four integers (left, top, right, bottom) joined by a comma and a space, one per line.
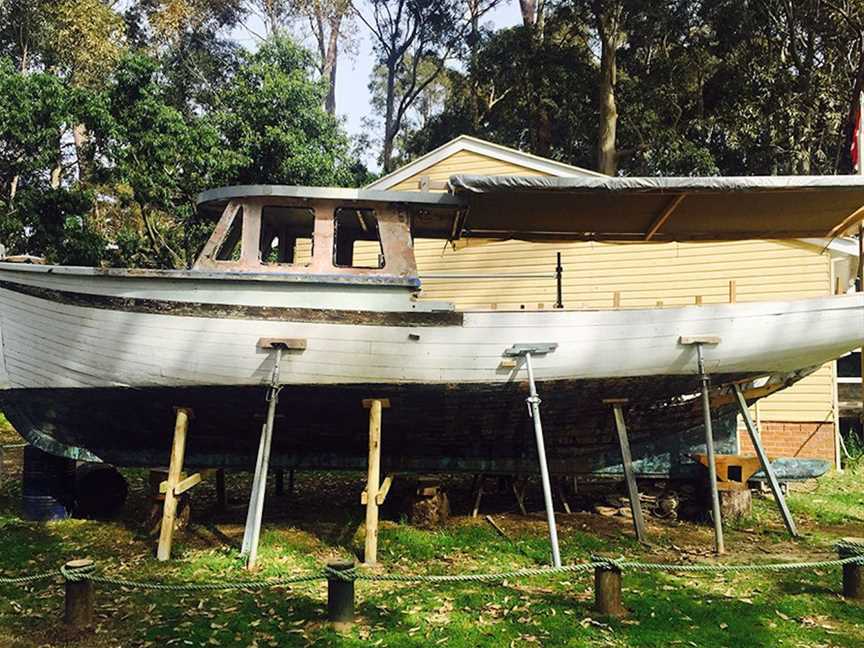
196, 184, 461, 212
197, 174, 864, 242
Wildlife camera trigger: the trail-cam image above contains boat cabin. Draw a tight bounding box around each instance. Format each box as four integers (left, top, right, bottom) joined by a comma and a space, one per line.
194, 186, 462, 287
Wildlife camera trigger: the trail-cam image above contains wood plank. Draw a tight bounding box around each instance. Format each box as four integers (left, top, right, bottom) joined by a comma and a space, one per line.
364, 399, 384, 565
610, 403, 647, 542
157, 408, 192, 561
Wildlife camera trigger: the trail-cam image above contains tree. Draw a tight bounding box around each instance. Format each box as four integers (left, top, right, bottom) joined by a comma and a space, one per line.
591, 0, 627, 175
213, 36, 356, 185
354, 0, 498, 172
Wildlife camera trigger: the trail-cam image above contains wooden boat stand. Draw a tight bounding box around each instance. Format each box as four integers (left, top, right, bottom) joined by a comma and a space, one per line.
362, 398, 390, 565
680, 335, 725, 554
504, 343, 561, 567
603, 399, 647, 543
157, 407, 194, 561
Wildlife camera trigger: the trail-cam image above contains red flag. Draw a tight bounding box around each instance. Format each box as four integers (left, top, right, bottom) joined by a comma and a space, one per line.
853, 108, 862, 172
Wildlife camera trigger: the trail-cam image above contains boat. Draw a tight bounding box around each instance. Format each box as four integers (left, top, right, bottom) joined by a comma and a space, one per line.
0, 179, 862, 475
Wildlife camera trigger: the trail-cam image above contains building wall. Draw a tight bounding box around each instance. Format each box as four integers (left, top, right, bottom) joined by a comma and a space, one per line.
393, 147, 838, 461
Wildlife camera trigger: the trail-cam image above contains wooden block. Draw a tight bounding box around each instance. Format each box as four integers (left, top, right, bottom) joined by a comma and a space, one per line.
258, 337, 307, 350
362, 398, 391, 409
376, 475, 394, 505
602, 398, 629, 405
679, 335, 721, 346
719, 489, 752, 521
499, 358, 517, 369
159, 472, 202, 495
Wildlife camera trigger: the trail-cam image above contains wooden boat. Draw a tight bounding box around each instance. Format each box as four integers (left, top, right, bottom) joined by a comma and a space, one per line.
0, 181, 862, 475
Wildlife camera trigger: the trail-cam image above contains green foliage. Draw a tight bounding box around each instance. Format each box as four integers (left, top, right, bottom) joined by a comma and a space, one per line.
213, 36, 355, 187
0, 31, 362, 268
406, 0, 863, 176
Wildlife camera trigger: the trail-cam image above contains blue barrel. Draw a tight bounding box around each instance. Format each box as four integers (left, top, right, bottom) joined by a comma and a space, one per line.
22, 446, 75, 521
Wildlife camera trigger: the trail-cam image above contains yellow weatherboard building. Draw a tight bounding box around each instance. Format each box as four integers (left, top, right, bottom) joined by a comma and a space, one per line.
368, 135, 862, 467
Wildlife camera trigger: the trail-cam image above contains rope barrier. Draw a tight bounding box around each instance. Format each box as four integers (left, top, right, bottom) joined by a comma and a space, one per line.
2, 550, 861, 592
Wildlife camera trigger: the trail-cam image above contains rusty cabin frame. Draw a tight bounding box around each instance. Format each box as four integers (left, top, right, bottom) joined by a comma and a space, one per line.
194, 186, 463, 286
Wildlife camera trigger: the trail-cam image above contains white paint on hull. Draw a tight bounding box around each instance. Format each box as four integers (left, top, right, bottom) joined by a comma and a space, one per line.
0, 265, 861, 391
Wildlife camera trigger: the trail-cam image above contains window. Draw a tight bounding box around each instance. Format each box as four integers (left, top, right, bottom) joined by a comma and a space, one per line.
215, 207, 243, 261
333, 208, 384, 269
259, 207, 314, 265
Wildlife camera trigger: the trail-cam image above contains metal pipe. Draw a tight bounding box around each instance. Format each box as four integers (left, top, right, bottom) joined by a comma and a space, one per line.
733, 384, 798, 537
555, 252, 564, 309
697, 343, 725, 555
245, 348, 283, 569
524, 352, 562, 567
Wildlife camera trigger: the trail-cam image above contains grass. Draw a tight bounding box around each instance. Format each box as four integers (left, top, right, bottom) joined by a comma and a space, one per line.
0, 456, 862, 647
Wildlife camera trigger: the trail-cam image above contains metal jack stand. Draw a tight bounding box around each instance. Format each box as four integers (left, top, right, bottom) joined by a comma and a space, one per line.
732, 383, 798, 537
680, 335, 725, 555
505, 343, 561, 567
242, 338, 305, 570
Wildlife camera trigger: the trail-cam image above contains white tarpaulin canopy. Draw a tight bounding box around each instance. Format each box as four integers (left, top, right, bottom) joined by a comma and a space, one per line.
448, 175, 864, 242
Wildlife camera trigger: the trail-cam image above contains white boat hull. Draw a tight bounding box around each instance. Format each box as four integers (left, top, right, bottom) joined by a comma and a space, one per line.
0, 262, 861, 472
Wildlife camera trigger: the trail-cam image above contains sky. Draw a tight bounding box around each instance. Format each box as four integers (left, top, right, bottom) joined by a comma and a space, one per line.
236, 1, 524, 170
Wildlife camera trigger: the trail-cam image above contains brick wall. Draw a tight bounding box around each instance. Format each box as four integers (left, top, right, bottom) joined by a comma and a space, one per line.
739, 421, 836, 463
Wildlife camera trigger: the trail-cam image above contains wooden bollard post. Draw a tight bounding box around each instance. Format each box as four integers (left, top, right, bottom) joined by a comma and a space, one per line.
327, 560, 355, 632
63, 559, 94, 628
839, 538, 864, 600
594, 563, 626, 617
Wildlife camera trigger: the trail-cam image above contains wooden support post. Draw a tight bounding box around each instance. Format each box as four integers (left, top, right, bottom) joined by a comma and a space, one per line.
363, 398, 390, 565
613, 291, 621, 308
839, 539, 864, 600
733, 384, 797, 537
728, 280, 736, 303
215, 469, 226, 510
512, 477, 529, 516
327, 559, 355, 631
157, 408, 192, 561
63, 559, 94, 627
694, 295, 703, 306
594, 564, 626, 617
471, 474, 485, 518
604, 399, 647, 543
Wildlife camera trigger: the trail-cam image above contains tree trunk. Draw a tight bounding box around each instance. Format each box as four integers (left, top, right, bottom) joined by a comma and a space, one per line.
73, 123, 92, 183
594, 2, 622, 176
519, 0, 537, 26
382, 62, 398, 173
322, 16, 342, 115
596, 41, 618, 175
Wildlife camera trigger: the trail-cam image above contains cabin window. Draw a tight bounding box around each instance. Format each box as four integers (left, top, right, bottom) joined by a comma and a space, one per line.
259, 207, 314, 265
333, 208, 385, 269
215, 207, 243, 261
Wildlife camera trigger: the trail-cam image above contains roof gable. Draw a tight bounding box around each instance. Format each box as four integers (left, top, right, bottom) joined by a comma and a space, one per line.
365, 135, 603, 190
